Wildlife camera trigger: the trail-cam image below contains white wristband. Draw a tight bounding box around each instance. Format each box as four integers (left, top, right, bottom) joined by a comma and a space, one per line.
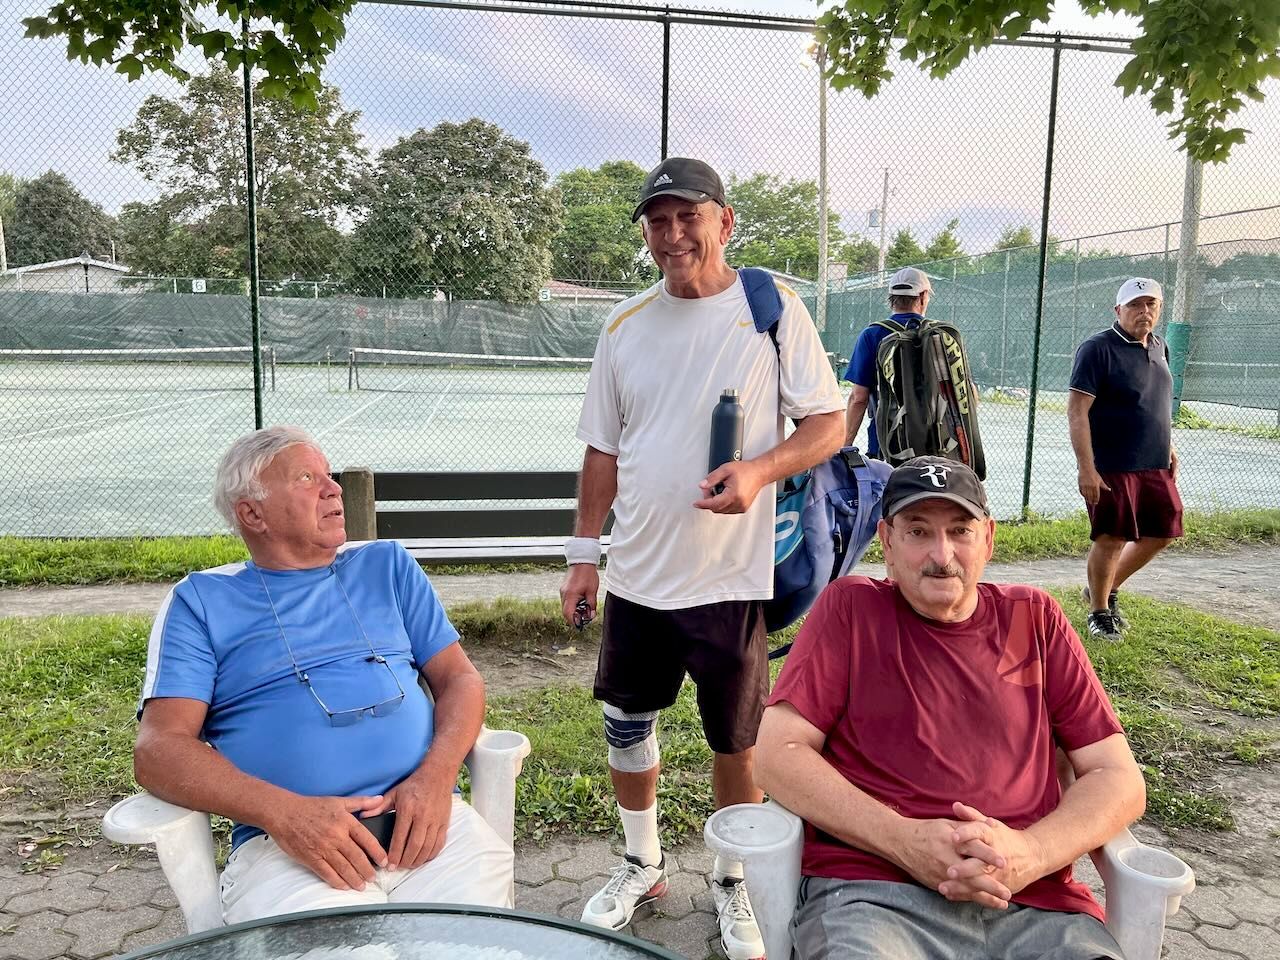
565, 537, 602, 566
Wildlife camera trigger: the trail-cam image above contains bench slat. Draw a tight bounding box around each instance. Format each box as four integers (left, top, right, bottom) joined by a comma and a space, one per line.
378, 508, 586, 539
372, 471, 580, 501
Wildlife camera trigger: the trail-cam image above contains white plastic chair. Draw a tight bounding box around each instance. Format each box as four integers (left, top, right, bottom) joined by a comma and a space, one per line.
103, 726, 532, 935
705, 801, 1194, 960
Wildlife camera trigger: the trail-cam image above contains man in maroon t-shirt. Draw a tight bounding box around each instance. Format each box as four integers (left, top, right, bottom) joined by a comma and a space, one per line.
756, 457, 1146, 959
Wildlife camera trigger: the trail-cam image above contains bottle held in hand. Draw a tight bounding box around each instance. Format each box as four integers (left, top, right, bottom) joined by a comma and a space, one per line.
708, 388, 744, 496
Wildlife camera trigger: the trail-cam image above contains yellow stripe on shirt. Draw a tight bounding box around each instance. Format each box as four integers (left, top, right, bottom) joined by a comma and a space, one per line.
607, 291, 661, 334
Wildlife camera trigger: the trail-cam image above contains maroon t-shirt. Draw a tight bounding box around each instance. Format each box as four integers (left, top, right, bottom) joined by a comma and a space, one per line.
767, 576, 1123, 921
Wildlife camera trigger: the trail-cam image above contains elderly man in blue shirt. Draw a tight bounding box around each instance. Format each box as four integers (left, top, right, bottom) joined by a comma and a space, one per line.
134, 426, 512, 923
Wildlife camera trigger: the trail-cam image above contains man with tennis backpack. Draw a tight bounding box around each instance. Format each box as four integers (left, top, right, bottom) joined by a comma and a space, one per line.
843, 267, 985, 478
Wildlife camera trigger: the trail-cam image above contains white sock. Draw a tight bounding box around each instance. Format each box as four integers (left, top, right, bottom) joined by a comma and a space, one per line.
713, 855, 743, 883
619, 802, 662, 867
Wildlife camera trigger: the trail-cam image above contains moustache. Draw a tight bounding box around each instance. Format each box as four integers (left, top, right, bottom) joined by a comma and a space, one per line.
921, 561, 964, 579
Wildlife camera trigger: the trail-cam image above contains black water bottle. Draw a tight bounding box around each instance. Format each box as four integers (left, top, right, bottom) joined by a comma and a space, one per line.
708, 388, 744, 495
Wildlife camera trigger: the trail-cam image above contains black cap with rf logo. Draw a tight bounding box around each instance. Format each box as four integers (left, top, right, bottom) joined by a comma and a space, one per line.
632, 157, 727, 222
882, 456, 990, 520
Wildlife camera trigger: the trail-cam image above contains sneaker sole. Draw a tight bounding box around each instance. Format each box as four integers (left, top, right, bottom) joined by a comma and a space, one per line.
590, 879, 669, 931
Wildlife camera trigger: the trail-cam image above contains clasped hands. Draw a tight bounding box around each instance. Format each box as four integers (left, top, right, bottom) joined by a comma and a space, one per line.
898, 801, 1047, 911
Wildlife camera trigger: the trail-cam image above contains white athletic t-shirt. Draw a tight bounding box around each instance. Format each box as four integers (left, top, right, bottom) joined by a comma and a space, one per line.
576, 276, 844, 609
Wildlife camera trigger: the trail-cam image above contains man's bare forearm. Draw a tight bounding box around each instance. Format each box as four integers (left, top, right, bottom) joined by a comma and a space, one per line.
1066, 393, 1095, 471
756, 719, 908, 868
750, 410, 843, 484
135, 730, 295, 830
413, 673, 485, 786
844, 399, 867, 446
1024, 761, 1145, 878
573, 445, 618, 537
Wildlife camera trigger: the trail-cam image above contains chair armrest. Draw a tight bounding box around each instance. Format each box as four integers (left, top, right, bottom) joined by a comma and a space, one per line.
705, 801, 804, 960
1092, 827, 1195, 960
102, 792, 224, 934
464, 726, 532, 849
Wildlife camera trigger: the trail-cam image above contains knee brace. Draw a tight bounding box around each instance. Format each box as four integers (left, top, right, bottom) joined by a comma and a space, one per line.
603, 703, 660, 773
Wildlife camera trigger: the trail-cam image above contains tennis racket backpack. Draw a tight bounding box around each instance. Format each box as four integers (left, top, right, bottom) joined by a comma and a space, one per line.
873, 317, 986, 479
738, 268, 892, 639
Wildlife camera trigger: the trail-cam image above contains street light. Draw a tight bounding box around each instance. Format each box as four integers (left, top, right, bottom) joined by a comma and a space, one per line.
78, 249, 91, 294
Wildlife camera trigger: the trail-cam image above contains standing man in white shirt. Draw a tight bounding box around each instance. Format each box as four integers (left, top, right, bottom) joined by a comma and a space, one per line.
559, 157, 845, 959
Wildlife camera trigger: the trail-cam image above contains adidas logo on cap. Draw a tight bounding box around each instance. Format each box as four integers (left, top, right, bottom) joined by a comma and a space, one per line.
654, 173, 673, 185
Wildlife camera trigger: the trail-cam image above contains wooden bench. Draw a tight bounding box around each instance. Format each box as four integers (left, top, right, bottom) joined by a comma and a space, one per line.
334, 467, 612, 565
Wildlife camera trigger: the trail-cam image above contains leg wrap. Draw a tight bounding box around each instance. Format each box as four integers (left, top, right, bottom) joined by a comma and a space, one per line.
603, 704, 660, 773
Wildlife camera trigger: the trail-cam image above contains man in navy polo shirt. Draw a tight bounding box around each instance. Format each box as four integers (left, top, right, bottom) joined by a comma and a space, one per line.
1067, 278, 1182, 643
842, 267, 933, 456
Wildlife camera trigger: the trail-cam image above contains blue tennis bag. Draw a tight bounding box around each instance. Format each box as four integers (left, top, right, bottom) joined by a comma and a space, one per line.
739, 267, 893, 637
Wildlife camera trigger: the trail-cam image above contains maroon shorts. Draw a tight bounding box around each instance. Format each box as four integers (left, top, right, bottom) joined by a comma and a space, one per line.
594, 593, 768, 755
1087, 468, 1184, 542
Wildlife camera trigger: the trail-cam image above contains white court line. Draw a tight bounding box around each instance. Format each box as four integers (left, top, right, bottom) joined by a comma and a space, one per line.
0, 371, 305, 445
315, 372, 455, 440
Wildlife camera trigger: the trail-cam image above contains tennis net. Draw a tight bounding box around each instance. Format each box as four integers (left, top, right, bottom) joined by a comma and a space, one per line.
0, 346, 275, 393
347, 348, 593, 395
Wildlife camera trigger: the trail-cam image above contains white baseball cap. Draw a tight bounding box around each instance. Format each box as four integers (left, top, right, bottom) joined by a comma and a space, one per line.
888, 267, 932, 298
1116, 277, 1163, 306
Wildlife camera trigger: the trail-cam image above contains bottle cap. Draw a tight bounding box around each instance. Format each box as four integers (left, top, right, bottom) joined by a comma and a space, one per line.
720, 388, 739, 400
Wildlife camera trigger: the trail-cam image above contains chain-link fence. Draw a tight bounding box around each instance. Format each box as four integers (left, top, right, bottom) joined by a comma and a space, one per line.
2, 0, 1278, 535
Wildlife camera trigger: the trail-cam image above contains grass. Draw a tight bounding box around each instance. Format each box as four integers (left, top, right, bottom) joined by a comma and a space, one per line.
1174, 406, 1280, 442
0, 593, 1273, 845
5, 508, 1280, 586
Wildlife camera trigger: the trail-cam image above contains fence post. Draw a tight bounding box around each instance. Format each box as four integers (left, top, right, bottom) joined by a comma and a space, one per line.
1020, 37, 1062, 518
1071, 238, 1079, 348
1000, 250, 1010, 387
340, 467, 377, 541
661, 14, 671, 160
242, 18, 264, 430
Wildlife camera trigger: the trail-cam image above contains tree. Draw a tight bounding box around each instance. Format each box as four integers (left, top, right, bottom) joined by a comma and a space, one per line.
923, 218, 964, 264
0, 173, 23, 270
835, 236, 880, 274
725, 173, 848, 278
346, 119, 563, 302
552, 161, 651, 286
885, 228, 924, 269
24, 1, 354, 110
816, 0, 1280, 162
113, 65, 363, 279
6, 172, 115, 267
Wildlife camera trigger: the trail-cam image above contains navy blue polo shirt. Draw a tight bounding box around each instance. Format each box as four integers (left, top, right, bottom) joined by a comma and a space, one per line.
842, 312, 924, 457
1069, 321, 1173, 473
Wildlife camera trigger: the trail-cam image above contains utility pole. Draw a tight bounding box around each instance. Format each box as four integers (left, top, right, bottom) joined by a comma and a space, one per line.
877, 167, 889, 280
1167, 154, 1203, 418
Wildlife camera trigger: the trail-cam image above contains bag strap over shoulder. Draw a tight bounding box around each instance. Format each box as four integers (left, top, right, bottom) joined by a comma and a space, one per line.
871, 317, 907, 334
739, 267, 784, 336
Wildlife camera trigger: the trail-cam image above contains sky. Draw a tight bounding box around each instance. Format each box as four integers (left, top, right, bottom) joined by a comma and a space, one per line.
4, 0, 1278, 262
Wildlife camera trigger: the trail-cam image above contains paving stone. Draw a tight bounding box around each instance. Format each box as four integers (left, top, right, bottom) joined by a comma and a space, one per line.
118, 912, 186, 956
89, 867, 169, 911
61, 905, 162, 959
652, 870, 706, 921
1161, 927, 1232, 960
1184, 884, 1245, 929
631, 911, 718, 960
4, 872, 103, 917
557, 881, 611, 923
512, 839, 576, 886
0, 909, 75, 960
0, 874, 47, 911
667, 844, 714, 877
513, 878, 579, 915
148, 883, 179, 910
1225, 885, 1280, 927
554, 840, 623, 882
1166, 904, 1199, 932
1252, 877, 1280, 899
1195, 920, 1280, 957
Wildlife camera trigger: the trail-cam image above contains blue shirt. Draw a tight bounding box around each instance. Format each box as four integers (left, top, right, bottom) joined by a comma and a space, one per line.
842, 313, 924, 456
141, 540, 459, 850
1069, 321, 1173, 474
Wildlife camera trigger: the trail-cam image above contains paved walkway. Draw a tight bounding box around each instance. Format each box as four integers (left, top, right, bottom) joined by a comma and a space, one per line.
2, 547, 1279, 958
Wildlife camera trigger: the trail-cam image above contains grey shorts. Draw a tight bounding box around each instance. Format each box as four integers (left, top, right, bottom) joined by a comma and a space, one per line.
792, 878, 1124, 960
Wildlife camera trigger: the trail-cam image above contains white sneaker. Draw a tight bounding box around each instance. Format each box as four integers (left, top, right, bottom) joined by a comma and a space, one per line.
712, 877, 766, 960
580, 854, 668, 930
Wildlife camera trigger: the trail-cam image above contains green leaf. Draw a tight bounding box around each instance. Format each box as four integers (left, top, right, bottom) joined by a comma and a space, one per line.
115, 54, 145, 81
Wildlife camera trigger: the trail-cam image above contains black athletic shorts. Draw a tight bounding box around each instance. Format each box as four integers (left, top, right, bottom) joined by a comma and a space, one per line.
593, 592, 768, 755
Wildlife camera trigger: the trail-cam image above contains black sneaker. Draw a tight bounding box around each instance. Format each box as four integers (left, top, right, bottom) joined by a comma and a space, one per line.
1083, 587, 1130, 632
1087, 610, 1123, 644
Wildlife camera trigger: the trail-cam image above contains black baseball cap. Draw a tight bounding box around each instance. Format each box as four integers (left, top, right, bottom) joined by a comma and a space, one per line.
882, 456, 990, 520
631, 157, 726, 222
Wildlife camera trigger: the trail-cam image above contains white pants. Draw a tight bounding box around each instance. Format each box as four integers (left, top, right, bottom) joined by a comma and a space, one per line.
220, 796, 514, 925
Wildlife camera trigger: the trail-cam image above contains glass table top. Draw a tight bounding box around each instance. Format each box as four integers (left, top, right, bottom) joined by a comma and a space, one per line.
117, 904, 686, 960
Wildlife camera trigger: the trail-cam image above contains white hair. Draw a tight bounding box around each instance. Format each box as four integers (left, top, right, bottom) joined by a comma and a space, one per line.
213, 425, 318, 532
